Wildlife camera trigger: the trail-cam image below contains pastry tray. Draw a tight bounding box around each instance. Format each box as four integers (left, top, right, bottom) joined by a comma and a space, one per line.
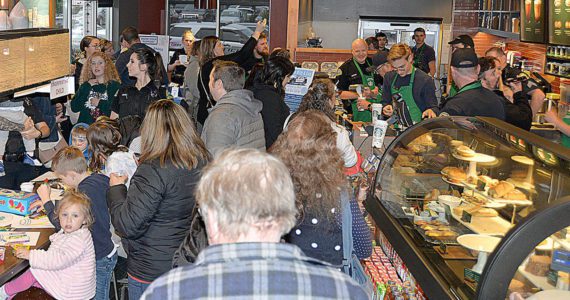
451, 210, 513, 236
414, 223, 470, 246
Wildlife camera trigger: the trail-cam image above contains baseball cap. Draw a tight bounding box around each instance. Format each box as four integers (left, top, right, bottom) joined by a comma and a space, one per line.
448, 35, 475, 48
451, 48, 478, 68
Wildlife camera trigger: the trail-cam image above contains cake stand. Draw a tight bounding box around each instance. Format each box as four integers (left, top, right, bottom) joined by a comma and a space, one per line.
457, 234, 502, 274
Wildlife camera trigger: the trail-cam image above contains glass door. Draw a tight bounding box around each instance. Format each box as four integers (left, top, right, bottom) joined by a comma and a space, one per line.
70, 0, 112, 53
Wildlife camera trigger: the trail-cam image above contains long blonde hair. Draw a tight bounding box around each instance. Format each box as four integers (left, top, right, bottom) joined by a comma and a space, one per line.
139, 99, 210, 169
79, 52, 121, 84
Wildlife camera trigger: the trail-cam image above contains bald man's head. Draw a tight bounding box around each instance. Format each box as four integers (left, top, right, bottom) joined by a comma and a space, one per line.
352, 38, 368, 64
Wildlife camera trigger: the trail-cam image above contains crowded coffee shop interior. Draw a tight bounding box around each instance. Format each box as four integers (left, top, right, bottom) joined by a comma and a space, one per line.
0, 0, 569, 299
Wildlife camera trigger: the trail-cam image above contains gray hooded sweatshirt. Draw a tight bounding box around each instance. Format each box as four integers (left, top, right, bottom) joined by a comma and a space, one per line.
201, 89, 265, 157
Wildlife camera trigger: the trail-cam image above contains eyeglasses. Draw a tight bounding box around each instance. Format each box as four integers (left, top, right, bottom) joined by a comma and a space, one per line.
89, 44, 101, 49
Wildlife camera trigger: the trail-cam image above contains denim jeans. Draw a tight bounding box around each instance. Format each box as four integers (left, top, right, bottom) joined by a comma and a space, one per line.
128, 275, 151, 300
95, 252, 118, 300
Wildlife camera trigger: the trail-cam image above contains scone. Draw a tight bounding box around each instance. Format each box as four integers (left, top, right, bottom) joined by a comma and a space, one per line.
489, 181, 515, 198
456, 145, 475, 157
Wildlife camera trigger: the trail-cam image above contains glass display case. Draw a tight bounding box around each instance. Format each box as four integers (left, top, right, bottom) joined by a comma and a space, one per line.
365, 116, 570, 299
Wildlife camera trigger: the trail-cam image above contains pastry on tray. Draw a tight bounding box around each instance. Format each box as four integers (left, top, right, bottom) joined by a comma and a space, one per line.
462, 193, 488, 205
508, 279, 526, 294
455, 145, 476, 157
502, 189, 528, 201
525, 255, 551, 276
488, 181, 515, 198
441, 167, 467, 183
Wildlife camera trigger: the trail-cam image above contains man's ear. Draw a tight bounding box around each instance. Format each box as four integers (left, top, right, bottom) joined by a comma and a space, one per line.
215, 79, 224, 91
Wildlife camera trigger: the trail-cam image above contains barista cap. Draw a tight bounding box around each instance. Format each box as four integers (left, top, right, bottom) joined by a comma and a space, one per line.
448, 34, 475, 48
451, 48, 479, 68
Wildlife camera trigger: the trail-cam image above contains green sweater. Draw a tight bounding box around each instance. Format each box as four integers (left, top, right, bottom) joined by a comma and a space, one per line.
71, 81, 121, 124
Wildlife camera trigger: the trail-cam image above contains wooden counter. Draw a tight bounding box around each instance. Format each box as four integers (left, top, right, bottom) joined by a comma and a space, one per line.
0, 228, 55, 286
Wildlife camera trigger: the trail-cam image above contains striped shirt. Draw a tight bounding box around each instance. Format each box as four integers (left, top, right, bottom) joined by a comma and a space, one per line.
141, 242, 369, 299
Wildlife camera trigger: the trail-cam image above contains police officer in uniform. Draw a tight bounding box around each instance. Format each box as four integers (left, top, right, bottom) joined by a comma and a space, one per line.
447, 35, 475, 98
381, 44, 438, 126
337, 38, 382, 122
485, 47, 546, 116
440, 48, 505, 120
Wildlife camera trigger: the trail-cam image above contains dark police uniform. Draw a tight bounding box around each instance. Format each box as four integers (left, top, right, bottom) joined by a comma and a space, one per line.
440, 81, 505, 120
112, 81, 167, 120
337, 57, 382, 122
412, 43, 436, 75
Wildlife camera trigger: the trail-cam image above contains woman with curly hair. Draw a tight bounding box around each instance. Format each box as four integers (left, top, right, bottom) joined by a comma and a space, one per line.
71, 51, 121, 124
270, 110, 371, 266
295, 78, 358, 168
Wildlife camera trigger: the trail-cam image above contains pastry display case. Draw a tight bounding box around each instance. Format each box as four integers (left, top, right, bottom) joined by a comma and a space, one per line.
365, 116, 570, 299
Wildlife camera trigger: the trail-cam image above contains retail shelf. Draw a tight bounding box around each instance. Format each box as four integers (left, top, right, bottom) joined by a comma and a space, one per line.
477, 28, 520, 39
517, 266, 556, 291
546, 55, 570, 62
544, 72, 570, 80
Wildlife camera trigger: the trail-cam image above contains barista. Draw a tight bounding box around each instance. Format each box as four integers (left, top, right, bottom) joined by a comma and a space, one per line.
337, 38, 382, 122
381, 43, 438, 125
411, 28, 436, 77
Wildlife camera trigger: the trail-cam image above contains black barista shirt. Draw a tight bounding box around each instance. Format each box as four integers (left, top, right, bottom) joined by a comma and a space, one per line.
412, 43, 436, 74
336, 57, 382, 95
112, 81, 167, 120
381, 69, 438, 112
440, 85, 505, 120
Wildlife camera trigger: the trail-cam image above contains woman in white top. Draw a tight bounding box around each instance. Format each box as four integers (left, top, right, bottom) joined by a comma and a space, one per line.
293, 78, 357, 168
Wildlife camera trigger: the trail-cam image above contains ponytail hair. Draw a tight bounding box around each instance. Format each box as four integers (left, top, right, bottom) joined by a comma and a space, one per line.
133, 48, 164, 84
296, 78, 337, 121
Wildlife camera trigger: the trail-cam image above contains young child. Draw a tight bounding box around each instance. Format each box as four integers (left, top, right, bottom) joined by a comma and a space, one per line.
31, 146, 117, 300
0, 189, 96, 299
86, 120, 123, 173
69, 123, 90, 161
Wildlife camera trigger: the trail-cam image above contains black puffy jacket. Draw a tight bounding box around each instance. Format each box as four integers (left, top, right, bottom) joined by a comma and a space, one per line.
107, 159, 205, 282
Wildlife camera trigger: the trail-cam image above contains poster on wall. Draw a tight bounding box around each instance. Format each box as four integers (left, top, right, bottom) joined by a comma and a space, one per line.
548, 0, 570, 45
139, 34, 170, 67
521, 0, 546, 43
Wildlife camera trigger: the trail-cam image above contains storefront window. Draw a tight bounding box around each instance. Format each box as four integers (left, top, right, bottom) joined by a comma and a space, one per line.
167, 0, 269, 54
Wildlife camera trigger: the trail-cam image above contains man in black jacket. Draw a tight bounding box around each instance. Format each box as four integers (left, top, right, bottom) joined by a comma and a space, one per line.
440, 49, 505, 120
479, 57, 532, 130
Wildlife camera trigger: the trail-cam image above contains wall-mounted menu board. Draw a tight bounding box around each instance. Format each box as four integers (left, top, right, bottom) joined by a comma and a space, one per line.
521, 0, 547, 43
549, 0, 570, 45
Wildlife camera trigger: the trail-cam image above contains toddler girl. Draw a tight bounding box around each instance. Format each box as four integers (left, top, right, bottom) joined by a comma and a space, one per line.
0, 190, 96, 299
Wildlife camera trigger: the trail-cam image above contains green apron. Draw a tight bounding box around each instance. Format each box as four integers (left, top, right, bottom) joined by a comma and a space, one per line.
448, 81, 459, 97
390, 66, 422, 124
351, 58, 381, 122
456, 81, 482, 95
